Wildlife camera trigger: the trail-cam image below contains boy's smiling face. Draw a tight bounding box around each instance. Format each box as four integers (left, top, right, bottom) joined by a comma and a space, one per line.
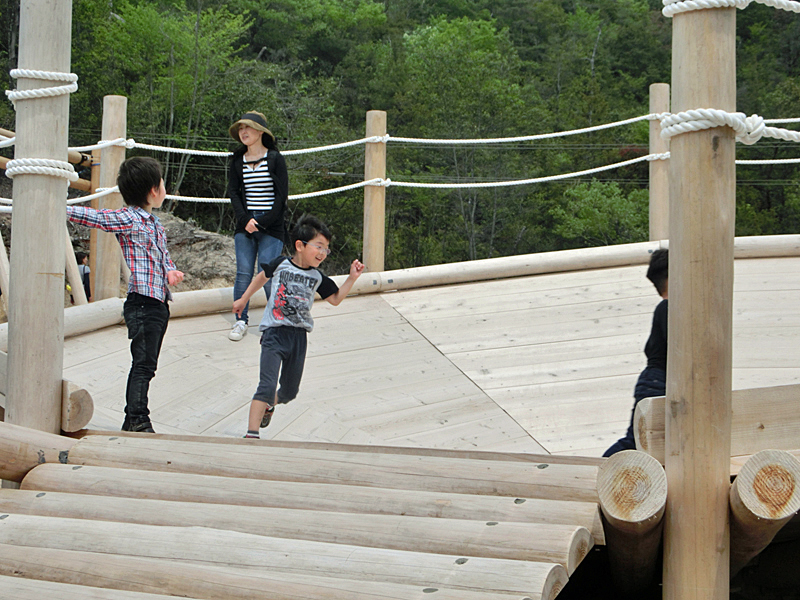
294, 233, 330, 268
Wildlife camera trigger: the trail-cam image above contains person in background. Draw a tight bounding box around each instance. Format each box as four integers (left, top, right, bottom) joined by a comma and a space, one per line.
227, 111, 288, 342
76, 251, 92, 301
603, 248, 668, 456
66, 157, 184, 433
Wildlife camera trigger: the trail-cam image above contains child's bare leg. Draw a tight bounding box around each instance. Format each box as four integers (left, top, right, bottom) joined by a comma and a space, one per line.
248, 399, 272, 432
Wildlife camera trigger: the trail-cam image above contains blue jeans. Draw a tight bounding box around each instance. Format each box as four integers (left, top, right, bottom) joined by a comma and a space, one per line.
233, 226, 283, 324
123, 293, 170, 428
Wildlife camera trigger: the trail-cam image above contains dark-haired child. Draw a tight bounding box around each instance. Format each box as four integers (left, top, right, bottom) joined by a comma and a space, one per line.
603, 248, 668, 457
66, 156, 184, 433
233, 214, 364, 438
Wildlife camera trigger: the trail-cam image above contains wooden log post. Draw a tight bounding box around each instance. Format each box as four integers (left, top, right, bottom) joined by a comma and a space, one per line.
93, 95, 127, 300
363, 110, 387, 273
0, 574, 207, 600
597, 450, 667, 596
5, 0, 73, 439
664, 6, 737, 600
729, 449, 800, 578
649, 83, 670, 241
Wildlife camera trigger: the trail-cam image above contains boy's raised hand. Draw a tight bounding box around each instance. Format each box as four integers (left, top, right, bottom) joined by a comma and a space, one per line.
167, 270, 184, 286
350, 259, 365, 278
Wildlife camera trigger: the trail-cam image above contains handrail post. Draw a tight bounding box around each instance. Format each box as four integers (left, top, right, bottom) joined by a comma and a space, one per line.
664, 7, 736, 600
363, 110, 387, 273
649, 83, 670, 241
5, 0, 73, 438
93, 95, 127, 300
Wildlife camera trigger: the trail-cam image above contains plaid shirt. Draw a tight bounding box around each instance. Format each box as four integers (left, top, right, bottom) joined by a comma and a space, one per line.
67, 205, 177, 302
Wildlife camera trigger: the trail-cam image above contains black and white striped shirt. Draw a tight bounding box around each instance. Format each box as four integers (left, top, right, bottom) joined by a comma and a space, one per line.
243, 158, 275, 212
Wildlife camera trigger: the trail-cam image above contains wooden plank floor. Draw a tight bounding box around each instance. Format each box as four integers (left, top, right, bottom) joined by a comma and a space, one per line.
63, 256, 800, 456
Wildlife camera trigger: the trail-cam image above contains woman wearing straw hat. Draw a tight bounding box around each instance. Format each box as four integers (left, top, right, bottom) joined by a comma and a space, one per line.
226, 111, 288, 341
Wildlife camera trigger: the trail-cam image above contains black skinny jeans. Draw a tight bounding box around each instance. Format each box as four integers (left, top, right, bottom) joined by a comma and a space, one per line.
123, 292, 170, 427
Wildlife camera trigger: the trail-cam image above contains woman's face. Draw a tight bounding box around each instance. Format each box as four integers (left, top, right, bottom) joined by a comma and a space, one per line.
238, 124, 261, 146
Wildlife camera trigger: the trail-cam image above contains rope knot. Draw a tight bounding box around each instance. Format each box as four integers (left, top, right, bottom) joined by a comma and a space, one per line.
738, 114, 765, 145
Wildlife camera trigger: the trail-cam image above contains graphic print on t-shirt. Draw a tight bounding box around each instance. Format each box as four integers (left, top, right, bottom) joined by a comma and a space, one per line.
270, 269, 318, 327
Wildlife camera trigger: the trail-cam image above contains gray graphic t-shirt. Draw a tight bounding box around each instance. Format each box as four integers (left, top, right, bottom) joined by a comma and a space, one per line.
258, 256, 339, 332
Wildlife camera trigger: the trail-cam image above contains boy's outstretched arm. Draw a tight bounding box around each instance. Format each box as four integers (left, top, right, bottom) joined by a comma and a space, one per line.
232, 270, 270, 317
326, 259, 365, 306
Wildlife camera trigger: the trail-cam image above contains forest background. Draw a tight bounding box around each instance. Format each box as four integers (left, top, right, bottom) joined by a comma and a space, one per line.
1, 0, 799, 273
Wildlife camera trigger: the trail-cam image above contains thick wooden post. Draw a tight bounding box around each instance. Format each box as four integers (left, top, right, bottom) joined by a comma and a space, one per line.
664, 7, 736, 600
94, 96, 127, 300
649, 83, 670, 241
363, 110, 386, 273
5, 0, 72, 436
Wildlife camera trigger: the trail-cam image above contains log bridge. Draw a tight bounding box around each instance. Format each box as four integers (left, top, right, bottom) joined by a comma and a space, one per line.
0, 420, 797, 598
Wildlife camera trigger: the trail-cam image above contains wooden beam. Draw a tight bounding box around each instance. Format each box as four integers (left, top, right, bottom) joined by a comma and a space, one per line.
0, 156, 91, 192
635, 384, 800, 464
22, 463, 606, 543
0, 488, 593, 572
0, 574, 201, 600
65, 435, 601, 502
64, 223, 87, 305
0, 543, 560, 600
0, 421, 75, 482
73, 431, 605, 466
5, 0, 73, 437
0, 127, 91, 167
729, 449, 800, 577
665, 6, 737, 599
0, 353, 93, 433
597, 450, 667, 596
0, 514, 569, 599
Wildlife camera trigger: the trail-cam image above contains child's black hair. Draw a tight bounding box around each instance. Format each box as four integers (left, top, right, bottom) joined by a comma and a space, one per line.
646, 248, 669, 296
290, 215, 332, 248
117, 156, 163, 208
75, 251, 88, 263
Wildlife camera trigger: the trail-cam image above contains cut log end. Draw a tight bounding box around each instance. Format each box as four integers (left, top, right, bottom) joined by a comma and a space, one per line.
597, 450, 667, 529
61, 381, 94, 433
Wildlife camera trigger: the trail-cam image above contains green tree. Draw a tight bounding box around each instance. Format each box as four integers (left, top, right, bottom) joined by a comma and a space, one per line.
549, 180, 649, 247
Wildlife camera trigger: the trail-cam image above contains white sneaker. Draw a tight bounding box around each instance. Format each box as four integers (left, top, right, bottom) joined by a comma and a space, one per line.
229, 320, 248, 341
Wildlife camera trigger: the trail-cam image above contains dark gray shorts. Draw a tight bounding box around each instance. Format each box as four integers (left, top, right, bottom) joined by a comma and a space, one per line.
253, 326, 307, 405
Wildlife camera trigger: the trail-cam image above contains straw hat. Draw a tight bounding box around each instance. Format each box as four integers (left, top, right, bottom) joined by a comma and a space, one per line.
229, 111, 276, 144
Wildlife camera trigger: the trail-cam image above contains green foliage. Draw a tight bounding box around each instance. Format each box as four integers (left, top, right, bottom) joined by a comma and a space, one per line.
2, 0, 798, 271
550, 181, 649, 247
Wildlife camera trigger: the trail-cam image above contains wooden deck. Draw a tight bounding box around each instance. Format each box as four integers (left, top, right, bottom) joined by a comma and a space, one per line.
63, 255, 800, 457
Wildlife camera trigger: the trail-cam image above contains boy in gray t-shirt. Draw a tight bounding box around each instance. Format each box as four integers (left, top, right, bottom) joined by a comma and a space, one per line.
232, 215, 364, 438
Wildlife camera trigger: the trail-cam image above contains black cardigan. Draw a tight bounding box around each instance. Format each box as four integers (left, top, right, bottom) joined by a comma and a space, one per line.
227, 147, 288, 242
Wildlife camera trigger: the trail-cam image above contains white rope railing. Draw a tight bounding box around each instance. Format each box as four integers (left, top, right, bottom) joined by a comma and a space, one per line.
5, 69, 78, 106
663, 0, 800, 17
388, 115, 667, 145
660, 109, 800, 146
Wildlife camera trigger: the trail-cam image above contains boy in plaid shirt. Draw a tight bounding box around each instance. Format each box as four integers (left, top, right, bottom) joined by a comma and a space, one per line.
67, 157, 184, 432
